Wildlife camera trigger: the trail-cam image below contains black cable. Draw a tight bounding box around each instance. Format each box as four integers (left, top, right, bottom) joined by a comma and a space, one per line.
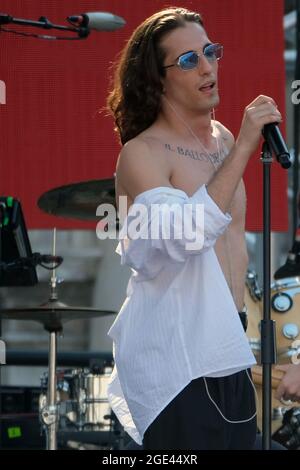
0, 253, 63, 272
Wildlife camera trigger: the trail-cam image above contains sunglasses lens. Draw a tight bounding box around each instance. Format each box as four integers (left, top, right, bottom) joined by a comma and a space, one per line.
178, 51, 199, 70
175, 44, 223, 70
204, 44, 223, 61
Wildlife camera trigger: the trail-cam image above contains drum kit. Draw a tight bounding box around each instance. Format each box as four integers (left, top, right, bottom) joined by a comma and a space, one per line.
1, 178, 300, 449
245, 270, 300, 448
0, 179, 121, 450
246, 270, 300, 365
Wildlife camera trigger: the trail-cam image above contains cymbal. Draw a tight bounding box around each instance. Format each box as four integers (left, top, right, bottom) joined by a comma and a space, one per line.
0, 300, 116, 331
38, 179, 115, 221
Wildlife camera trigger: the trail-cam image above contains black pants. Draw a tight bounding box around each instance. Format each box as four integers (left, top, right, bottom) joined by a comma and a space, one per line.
143, 369, 257, 450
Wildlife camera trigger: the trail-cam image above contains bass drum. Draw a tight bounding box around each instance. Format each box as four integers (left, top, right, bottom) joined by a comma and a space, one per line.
269, 277, 300, 364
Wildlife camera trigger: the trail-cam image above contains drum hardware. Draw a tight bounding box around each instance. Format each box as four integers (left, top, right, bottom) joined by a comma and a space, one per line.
245, 270, 263, 362
57, 428, 122, 450
274, 235, 300, 280
246, 272, 300, 363
37, 179, 116, 222
39, 366, 115, 434
271, 276, 300, 290
271, 285, 300, 301
0, 229, 115, 450
65, 440, 109, 450
246, 270, 262, 301
277, 343, 300, 363
5, 350, 113, 366
269, 278, 300, 361
272, 408, 300, 449
246, 276, 300, 444
271, 292, 293, 313
282, 323, 299, 340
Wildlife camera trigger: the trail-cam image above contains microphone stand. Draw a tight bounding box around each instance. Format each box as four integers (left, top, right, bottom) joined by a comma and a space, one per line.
260, 141, 277, 450
0, 13, 89, 39
260, 120, 291, 449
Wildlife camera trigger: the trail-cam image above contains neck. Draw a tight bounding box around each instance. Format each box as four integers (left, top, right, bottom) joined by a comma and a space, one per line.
159, 97, 213, 146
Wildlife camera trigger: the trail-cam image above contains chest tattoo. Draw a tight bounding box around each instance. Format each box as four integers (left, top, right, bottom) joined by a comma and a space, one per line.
164, 143, 226, 165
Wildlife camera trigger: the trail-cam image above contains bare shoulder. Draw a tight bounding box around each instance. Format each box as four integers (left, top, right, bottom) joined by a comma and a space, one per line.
117, 136, 151, 167
116, 135, 172, 201
214, 120, 235, 152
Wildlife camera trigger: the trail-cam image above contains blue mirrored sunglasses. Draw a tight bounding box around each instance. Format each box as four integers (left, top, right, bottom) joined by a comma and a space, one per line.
164, 43, 223, 71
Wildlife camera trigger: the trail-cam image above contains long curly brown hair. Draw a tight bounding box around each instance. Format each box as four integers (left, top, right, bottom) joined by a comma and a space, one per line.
107, 7, 203, 145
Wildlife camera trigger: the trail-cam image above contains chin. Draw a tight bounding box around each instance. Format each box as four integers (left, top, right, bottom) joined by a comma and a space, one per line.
198, 99, 219, 114
210, 92, 220, 108
196, 92, 220, 112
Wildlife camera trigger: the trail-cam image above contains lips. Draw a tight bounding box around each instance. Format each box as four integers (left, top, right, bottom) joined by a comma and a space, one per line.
199, 81, 215, 91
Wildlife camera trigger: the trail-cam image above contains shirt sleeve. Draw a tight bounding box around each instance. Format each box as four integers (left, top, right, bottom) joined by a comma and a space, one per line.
116, 185, 232, 279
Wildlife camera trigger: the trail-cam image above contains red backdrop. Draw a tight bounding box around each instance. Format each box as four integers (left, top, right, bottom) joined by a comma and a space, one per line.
0, 0, 288, 230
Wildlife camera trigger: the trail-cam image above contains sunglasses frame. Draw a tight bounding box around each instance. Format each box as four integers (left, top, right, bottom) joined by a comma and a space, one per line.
163, 43, 223, 71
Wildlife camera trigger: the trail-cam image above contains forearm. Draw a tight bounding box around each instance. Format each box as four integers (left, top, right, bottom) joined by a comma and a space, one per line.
207, 143, 251, 214
207, 95, 283, 214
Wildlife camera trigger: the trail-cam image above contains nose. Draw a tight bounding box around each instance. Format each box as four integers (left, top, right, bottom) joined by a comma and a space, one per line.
198, 54, 214, 75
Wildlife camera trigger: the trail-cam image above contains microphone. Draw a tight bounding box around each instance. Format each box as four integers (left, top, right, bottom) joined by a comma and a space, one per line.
67, 12, 126, 32
262, 123, 291, 169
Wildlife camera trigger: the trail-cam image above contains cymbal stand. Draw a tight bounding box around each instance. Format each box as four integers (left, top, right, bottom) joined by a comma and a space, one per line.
41, 228, 61, 450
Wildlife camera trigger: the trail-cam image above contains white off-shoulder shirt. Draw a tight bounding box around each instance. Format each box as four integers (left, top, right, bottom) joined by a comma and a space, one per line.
107, 185, 256, 445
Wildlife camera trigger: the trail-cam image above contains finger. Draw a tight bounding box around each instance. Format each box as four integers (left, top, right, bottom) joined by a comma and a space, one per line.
275, 365, 290, 372
248, 95, 277, 108
246, 105, 282, 120
247, 103, 282, 119
254, 111, 282, 122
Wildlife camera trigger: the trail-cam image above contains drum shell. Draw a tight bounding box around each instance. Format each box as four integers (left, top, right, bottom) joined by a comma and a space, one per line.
267, 278, 300, 363
245, 273, 292, 434
39, 366, 113, 431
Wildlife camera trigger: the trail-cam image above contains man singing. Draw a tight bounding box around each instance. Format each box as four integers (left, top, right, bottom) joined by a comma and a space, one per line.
107, 7, 282, 449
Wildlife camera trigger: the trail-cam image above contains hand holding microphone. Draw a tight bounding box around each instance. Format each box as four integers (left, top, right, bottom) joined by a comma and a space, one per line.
236, 95, 291, 169
262, 123, 291, 169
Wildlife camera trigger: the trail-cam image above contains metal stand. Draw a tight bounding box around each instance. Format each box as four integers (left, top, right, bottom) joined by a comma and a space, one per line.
41, 228, 60, 450
260, 141, 277, 450
41, 329, 59, 450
